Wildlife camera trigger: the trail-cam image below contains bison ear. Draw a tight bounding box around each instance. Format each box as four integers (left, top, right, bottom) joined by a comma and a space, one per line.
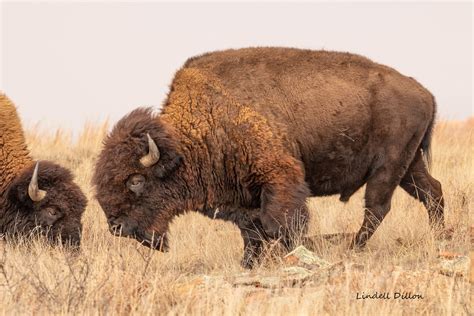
153, 150, 183, 179
16, 186, 30, 204
7, 181, 32, 207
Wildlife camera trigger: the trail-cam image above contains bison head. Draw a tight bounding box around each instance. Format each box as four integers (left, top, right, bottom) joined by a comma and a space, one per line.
93, 108, 186, 251
5, 161, 87, 247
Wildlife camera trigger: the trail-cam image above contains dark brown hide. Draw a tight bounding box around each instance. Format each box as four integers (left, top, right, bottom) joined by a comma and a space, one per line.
93, 48, 444, 267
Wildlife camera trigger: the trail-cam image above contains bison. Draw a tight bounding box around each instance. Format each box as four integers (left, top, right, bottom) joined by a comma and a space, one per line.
93, 47, 444, 267
0, 93, 86, 247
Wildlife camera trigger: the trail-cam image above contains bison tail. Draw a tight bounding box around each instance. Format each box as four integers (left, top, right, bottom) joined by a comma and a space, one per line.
421, 95, 437, 170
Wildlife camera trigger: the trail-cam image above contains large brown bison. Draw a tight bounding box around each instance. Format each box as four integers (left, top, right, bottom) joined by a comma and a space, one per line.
0, 93, 86, 247
93, 47, 444, 267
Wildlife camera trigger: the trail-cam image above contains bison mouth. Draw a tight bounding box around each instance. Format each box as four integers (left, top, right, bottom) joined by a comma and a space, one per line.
110, 228, 168, 251
135, 231, 168, 251
109, 223, 168, 251
57, 233, 81, 250
5, 227, 82, 250
38, 226, 82, 249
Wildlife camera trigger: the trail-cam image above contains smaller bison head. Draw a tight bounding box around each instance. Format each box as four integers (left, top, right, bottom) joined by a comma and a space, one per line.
5, 161, 86, 247
93, 108, 186, 250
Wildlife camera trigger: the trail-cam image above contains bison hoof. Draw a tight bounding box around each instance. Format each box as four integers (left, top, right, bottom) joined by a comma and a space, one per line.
240, 254, 261, 269
240, 258, 255, 269
349, 236, 366, 250
436, 227, 454, 240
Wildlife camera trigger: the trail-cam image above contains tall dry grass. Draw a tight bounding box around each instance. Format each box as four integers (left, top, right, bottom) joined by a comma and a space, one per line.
0, 119, 472, 315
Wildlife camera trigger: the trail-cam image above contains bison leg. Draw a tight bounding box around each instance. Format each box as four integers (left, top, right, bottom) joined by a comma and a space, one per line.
239, 218, 269, 269
259, 178, 310, 250
352, 148, 413, 248
399, 150, 444, 229
352, 120, 428, 248
352, 176, 396, 248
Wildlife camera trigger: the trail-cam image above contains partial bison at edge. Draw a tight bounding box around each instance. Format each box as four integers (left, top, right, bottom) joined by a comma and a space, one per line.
0, 93, 87, 248
93, 47, 444, 268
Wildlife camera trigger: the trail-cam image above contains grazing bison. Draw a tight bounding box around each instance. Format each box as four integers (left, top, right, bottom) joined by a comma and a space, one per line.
93, 47, 444, 267
0, 93, 86, 247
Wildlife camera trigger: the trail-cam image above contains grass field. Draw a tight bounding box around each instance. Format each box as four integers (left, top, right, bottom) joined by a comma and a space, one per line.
0, 119, 472, 315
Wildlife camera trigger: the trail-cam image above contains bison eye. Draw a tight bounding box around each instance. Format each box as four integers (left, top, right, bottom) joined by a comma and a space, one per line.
48, 208, 57, 217
40, 207, 62, 226
127, 174, 146, 195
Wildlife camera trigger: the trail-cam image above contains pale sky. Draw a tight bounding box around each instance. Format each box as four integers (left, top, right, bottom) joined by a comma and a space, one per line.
1, 2, 472, 134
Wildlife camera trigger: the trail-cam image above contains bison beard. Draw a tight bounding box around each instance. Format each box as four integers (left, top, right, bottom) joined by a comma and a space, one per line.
93, 47, 444, 268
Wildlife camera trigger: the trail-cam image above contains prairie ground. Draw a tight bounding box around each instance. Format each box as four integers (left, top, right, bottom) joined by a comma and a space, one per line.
0, 119, 472, 315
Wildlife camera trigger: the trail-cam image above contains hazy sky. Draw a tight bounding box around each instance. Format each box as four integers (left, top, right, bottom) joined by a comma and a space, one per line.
1, 2, 472, 134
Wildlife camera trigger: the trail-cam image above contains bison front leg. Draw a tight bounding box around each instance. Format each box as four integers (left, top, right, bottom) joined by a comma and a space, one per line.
258, 164, 310, 251
239, 218, 269, 269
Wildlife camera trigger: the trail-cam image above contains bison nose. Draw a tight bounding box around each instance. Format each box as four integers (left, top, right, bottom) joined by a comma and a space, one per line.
108, 217, 136, 237
109, 223, 123, 236
107, 216, 117, 226
108, 217, 124, 236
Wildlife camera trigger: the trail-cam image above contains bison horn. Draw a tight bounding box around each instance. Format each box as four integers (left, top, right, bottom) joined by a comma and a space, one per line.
28, 162, 47, 202
140, 133, 160, 167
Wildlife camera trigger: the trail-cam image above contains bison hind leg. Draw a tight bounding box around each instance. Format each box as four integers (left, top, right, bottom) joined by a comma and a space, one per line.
353, 149, 421, 248
399, 150, 445, 231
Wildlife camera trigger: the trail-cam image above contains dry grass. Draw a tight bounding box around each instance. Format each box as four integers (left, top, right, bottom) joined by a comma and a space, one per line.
1, 119, 472, 315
